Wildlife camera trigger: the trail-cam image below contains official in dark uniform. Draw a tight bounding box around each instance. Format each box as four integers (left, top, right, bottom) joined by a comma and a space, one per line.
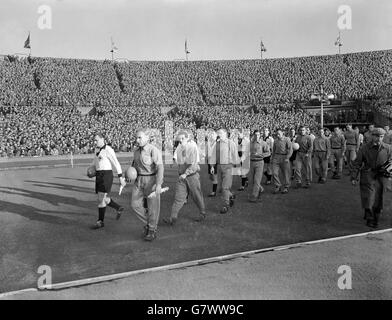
351, 128, 392, 228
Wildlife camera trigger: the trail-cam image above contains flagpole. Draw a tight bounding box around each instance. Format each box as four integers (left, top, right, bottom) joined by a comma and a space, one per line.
185, 39, 190, 62
28, 31, 31, 57
339, 31, 342, 55
110, 37, 115, 61
260, 38, 266, 60
338, 31, 340, 54
260, 38, 262, 60
336, 31, 342, 55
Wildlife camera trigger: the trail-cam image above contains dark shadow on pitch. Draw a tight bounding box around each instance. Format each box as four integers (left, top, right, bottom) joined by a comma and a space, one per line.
54, 176, 93, 183
0, 186, 95, 209
25, 180, 93, 193
0, 199, 78, 225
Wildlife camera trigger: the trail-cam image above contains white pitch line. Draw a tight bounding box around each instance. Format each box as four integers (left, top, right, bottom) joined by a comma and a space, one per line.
2, 228, 392, 296
0, 160, 133, 171
0, 288, 38, 299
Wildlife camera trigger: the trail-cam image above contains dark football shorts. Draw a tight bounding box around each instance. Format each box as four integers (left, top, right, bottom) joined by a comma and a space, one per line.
95, 170, 113, 194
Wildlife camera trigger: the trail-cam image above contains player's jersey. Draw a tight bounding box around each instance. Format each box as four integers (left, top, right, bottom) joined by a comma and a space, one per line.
174, 140, 200, 164
93, 145, 122, 176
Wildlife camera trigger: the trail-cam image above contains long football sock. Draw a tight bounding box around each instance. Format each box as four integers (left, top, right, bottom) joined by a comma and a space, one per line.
107, 199, 120, 210
98, 207, 106, 221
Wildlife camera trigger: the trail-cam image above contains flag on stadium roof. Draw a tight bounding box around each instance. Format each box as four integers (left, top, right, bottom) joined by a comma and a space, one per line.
110, 37, 118, 53
260, 40, 267, 52
185, 39, 190, 54
24, 32, 31, 49
334, 33, 342, 47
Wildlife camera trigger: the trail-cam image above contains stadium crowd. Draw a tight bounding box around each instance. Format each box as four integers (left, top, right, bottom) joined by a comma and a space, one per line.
373, 100, 392, 119
0, 49, 391, 157
1, 49, 391, 108
0, 103, 316, 157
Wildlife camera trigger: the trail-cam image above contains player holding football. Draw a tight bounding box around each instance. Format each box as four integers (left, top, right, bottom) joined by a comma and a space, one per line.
130, 129, 164, 241
90, 133, 126, 230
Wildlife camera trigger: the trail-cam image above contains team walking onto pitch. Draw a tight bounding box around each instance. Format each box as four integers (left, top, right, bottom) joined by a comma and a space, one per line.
87, 125, 392, 241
